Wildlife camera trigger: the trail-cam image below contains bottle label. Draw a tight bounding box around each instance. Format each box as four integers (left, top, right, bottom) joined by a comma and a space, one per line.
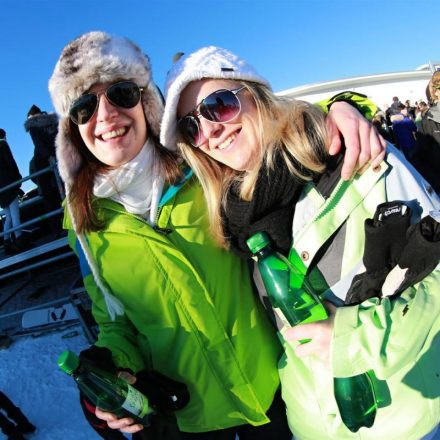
121, 384, 150, 418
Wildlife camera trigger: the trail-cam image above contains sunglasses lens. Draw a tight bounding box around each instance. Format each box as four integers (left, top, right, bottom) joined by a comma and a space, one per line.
200, 89, 241, 123
178, 116, 201, 146
107, 81, 141, 109
69, 94, 98, 125
69, 82, 141, 125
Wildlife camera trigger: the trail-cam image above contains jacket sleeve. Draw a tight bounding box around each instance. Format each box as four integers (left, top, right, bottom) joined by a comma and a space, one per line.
332, 266, 440, 379
315, 91, 379, 120
67, 229, 147, 373
1, 141, 22, 181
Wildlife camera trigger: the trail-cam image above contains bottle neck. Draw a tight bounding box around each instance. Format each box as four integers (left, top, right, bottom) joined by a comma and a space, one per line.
254, 245, 272, 260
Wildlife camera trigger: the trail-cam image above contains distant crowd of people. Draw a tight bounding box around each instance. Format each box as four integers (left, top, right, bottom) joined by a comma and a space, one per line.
371, 71, 440, 194
1, 105, 63, 255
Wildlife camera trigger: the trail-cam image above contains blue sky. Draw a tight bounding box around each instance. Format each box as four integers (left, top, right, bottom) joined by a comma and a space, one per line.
1, 0, 439, 191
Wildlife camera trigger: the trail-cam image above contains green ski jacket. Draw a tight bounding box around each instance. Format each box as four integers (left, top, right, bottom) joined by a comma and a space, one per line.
65, 177, 281, 433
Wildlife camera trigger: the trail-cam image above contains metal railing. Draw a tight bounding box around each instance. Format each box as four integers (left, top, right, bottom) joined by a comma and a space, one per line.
0, 157, 64, 239
0, 157, 73, 279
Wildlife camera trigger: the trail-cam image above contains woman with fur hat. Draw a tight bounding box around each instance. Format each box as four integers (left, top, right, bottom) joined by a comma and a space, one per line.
160, 46, 440, 439
49, 31, 291, 440
49, 32, 386, 439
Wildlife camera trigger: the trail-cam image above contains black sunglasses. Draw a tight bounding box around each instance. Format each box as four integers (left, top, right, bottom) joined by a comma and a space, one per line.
177, 86, 245, 147
69, 81, 143, 125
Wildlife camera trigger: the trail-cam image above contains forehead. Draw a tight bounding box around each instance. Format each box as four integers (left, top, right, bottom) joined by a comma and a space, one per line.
177, 78, 241, 117
87, 82, 112, 94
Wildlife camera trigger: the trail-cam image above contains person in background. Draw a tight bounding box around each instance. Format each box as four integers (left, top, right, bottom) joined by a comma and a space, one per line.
371, 110, 393, 143
0, 390, 35, 440
390, 103, 417, 160
24, 105, 63, 236
389, 95, 402, 116
160, 45, 440, 440
405, 99, 416, 119
415, 100, 429, 130
0, 129, 27, 255
412, 71, 440, 194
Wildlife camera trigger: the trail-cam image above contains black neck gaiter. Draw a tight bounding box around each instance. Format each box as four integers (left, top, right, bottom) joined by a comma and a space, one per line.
222, 153, 304, 258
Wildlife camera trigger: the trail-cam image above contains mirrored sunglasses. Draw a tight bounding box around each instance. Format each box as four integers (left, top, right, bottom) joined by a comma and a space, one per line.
69, 81, 143, 125
177, 86, 245, 147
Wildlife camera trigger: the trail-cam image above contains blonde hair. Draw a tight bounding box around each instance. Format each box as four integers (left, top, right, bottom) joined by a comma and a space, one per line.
428, 71, 440, 104
177, 81, 329, 246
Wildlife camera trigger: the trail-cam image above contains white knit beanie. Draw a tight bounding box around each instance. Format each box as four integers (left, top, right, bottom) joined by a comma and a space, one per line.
49, 31, 164, 186
160, 46, 270, 151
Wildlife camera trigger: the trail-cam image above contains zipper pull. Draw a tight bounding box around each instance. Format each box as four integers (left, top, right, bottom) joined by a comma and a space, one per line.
153, 225, 173, 235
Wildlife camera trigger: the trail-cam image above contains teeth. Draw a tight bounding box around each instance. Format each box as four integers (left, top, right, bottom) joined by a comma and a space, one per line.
101, 127, 126, 140
218, 133, 237, 150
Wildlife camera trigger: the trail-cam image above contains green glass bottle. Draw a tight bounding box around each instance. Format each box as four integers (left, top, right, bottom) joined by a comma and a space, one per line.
246, 231, 328, 326
58, 350, 152, 426
246, 232, 377, 432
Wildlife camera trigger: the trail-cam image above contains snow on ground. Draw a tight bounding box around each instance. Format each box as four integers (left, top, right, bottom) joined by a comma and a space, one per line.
0, 326, 103, 439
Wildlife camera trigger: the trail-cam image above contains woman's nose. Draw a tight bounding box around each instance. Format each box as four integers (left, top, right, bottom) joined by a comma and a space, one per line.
198, 118, 223, 145
96, 94, 118, 121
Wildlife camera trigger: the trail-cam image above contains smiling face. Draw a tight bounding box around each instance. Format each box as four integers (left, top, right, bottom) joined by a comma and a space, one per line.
177, 79, 261, 172
78, 82, 147, 168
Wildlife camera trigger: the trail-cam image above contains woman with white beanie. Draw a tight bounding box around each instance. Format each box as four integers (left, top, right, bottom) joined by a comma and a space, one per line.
160, 46, 440, 439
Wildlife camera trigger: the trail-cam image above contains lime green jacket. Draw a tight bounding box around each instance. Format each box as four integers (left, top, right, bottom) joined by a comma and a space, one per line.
279, 146, 440, 439
65, 177, 281, 433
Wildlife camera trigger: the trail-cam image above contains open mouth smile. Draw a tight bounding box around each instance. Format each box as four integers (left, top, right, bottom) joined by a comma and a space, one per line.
100, 127, 127, 141
217, 132, 238, 150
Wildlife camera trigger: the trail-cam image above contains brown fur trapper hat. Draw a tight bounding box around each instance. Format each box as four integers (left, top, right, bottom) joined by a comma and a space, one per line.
49, 31, 163, 185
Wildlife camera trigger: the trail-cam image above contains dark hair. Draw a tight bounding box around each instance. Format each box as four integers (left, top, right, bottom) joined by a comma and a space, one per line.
0, 128, 5, 138
68, 120, 108, 232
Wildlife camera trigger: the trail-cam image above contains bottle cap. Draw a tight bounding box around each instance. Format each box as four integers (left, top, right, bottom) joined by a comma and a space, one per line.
246, 232, 270, 254
57, 350, 79, 375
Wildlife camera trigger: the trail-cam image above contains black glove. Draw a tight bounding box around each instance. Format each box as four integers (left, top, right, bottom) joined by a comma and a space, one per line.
79, 345, 117, 374
135, 370, 190, 413
382, 214, 440, 296
345, 202, 411, 305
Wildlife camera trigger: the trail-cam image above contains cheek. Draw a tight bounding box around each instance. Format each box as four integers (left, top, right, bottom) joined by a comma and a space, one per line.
241, 113, 260, 145
78, 125, 94, 148
133, 107, 147, 134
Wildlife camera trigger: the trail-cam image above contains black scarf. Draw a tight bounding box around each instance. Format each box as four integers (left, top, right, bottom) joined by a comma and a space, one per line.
222, 153, 305, 258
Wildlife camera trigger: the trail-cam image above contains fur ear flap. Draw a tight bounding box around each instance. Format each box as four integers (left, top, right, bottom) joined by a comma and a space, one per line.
55, 117, 82, 186
142, 82, 163, 142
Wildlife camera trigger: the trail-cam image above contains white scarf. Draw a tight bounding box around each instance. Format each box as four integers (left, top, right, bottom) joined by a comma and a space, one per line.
93, 138, 164, 223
